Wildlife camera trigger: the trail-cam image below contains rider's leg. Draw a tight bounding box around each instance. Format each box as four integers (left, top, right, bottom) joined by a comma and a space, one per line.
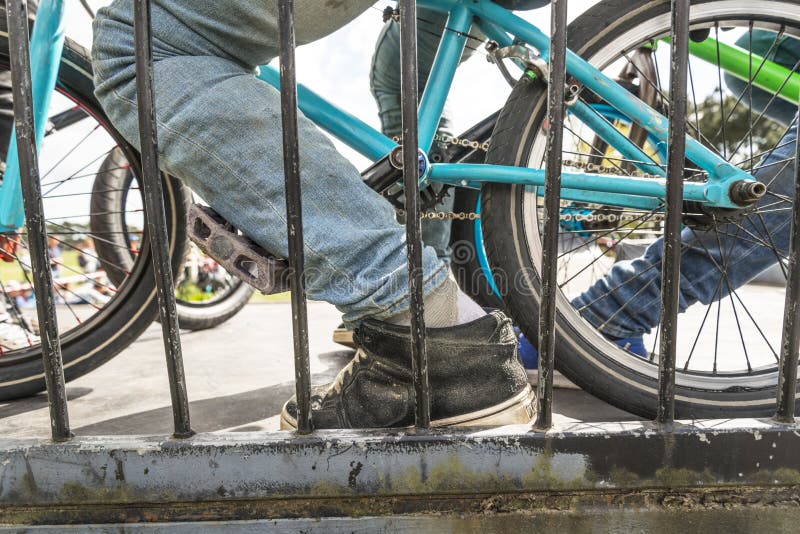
369, 1, 551, 262
93, 0, 451, 327
93, 0, 531, 428
370, 7, 459, 262
572, 115, 797, 339
723, 30, 799, 127
330, 8, 474, 348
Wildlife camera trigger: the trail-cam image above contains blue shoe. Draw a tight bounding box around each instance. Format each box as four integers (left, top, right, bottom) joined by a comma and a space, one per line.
513, 327, 647, 368
609, 336, 648, 358
514, 327, 538, 369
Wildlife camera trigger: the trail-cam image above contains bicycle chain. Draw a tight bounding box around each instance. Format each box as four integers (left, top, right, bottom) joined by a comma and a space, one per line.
392, 134, 665, 223
395, 209, 481, 220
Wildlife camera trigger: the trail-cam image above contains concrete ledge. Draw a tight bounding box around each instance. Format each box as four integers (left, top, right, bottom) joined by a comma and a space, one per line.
6, 508, 800, 533
1, 419, 799, 524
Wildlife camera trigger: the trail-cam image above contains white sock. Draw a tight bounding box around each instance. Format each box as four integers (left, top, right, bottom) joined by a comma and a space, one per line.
386, 276, 487, 328
456, 284, 487, 323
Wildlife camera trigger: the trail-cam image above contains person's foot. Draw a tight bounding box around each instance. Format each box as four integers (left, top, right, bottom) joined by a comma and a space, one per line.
515, 327, 539, 369
515, 327, 579, 390
281, 311, 535, 430
516, 327, 648, 360
514, 327, 645, 390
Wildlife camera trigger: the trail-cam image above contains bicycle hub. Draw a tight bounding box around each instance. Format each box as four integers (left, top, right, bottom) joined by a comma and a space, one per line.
729, 180, 767, 206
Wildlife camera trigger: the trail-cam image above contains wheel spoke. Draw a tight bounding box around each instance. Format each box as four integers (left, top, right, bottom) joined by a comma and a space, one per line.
557, 210, 664, 289
38, 123, 104, 185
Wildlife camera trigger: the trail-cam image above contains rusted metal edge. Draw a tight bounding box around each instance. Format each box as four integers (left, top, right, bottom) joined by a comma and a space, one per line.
7, 0, 71, 442
398, 0, 431, 429
656, 0, 691, 426
3, 486, 800, 527
276, 0, 313, 435
1, 419, 798, 518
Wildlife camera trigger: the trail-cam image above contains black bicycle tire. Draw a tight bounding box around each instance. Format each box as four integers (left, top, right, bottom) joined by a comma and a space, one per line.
0, 33, 189, 400
171, 281, 254, 330
482, 0, 800, 418
91, 149, 253, 331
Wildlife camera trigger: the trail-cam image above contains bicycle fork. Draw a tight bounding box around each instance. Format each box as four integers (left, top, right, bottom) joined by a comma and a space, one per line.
0, 0, 66, 232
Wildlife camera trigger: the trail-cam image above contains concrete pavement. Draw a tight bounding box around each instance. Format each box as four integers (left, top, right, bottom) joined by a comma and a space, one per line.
0, 302, 640, 438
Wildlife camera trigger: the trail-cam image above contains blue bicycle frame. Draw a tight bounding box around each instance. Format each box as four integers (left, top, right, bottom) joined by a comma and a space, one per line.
0, 0, 65, 232
1, 0, 761, 234
257, 0, 756, 212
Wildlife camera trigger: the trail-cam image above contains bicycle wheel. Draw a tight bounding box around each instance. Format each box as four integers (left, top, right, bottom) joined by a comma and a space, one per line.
482, 0, 800, 418
91, 151, 253, 331
172, 242, 254, 330
0, 32, 189, 400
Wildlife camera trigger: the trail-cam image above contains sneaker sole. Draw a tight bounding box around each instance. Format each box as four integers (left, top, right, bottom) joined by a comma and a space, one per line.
526, 369, 580, 390
279, 385, 536, 431
332, 328, 356, 349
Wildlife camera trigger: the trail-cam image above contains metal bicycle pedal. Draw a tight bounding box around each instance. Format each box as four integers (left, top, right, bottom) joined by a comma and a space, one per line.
187, 204, 290, 295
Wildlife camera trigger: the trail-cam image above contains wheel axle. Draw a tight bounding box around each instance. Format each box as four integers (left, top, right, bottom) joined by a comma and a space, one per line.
729, 180, 767, 206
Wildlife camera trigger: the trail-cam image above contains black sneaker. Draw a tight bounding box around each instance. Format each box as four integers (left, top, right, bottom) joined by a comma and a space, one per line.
280, 310, 535, 430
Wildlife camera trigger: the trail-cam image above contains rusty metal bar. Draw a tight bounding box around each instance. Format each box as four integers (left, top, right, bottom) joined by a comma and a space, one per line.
132, 0, 193, 438
399, 0, 430, 428
656, 0, 690, 426
277, 0, 312, 434
6, 0, 70, 442
534, 0, 568, 430
774, 115, 800, 422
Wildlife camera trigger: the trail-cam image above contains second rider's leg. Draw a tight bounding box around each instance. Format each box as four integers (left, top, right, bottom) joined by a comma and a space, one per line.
573, 32, 800, 349
369, 2, 550, 367
370, 7, 460, 262
572, 117, 797, 343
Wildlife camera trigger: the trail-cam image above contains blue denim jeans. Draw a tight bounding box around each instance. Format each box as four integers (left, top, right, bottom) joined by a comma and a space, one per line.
571, 28, 800, 339
92, 0, 449, 325
572, 117, 798, 338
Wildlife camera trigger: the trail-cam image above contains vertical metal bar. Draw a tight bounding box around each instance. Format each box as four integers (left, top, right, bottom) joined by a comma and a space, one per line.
6, 0, 70, 442
132, 0, 192, 438
774, 111, 800, 423
656, 0, 690, 426
278, 0, 312, 434
399, 0, 430, 428
534, 0, 568, 431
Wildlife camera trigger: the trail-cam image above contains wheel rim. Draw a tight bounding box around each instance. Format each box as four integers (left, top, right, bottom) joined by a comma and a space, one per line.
518, 2, 800, 392
0, 83, 152, 366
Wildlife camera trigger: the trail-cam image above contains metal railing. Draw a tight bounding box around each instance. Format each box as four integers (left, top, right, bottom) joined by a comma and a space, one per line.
5, 0, 800, 448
